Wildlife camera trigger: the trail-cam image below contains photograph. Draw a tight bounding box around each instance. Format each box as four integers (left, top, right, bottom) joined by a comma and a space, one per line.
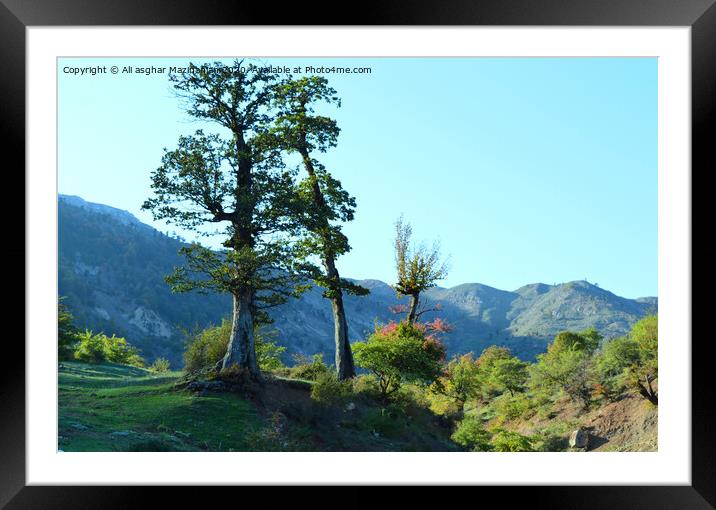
56, 55, 659, 453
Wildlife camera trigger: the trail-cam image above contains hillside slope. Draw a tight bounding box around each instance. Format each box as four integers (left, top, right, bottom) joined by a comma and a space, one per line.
58, 195, 657, 366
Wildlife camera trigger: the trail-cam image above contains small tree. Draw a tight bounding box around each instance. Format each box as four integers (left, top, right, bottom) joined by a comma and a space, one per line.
433, 353, 481, 414
530, 330, 598, 408
597, 315, 657, 405
488, 357, 529, 397
393, 216, 449, 323
352, 321, 446, 402
58, 297, 79, 361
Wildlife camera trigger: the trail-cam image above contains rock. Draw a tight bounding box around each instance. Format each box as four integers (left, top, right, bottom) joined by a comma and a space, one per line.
70, 422, 88, 431
569, 429, 589, 449
110, 430, 134, 437
345, 402, 356, 412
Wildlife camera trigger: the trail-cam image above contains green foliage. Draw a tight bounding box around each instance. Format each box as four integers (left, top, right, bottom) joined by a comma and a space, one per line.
474, 346, 528, 400
58, 298, 79, 361
352, 374, 382, 398
596, 315, 658, 404
310, 371, 353, 405
451, 415, 492, 451
490, 428, 535, 452
431, 353, 480, 413
271, 76, 367, 300
183, 319, 286, 375
149, 357, 171, 373
486, 357, 529, 397
142, 60, 319, 377
551, 329, 601, 355
492, 393, 535, 422
529, 329, 601, 407
286, 353, 329, 381
392, 216, 449, 322
74, 330, 145, 367
73, 330, 106, 363
353, 321, 446, 401
393, 216, 449, 298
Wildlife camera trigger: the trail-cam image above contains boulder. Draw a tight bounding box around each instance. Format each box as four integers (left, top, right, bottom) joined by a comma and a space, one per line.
569, 428, 589, 449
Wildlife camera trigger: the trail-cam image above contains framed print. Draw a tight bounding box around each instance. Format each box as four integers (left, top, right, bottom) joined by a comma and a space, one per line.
4, 0, 715, 506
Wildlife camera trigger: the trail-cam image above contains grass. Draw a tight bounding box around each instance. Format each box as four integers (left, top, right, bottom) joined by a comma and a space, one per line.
59, 361, 263, 452
62, 361, 650, 453
58, 361, 460, 452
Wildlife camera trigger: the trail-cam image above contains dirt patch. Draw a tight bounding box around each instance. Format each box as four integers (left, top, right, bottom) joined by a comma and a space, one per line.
583, 394, 657, 451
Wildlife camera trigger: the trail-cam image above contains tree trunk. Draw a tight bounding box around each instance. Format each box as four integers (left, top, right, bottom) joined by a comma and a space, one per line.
222, 288, 260, 379
331, 292, 355, 380
407, 293, 420, 323
299, 144, 356, 380
638, 377, 658, 405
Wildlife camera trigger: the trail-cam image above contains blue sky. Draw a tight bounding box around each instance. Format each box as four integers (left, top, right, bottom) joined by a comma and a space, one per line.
58, 57, 657, 298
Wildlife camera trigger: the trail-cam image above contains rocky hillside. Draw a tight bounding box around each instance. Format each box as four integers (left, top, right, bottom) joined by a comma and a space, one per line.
58, 195, 657, 367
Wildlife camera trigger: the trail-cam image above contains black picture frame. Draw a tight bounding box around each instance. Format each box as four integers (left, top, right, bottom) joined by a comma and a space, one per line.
3, 0, 713, 506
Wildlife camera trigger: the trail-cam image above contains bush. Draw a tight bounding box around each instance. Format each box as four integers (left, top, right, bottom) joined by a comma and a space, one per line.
595, 315, 658, 405
287, 353, 331, 381
149, 357, 171, 373
352, 374, 381, 398
73, 330, 106, 363
73, 330, 145, 367
451, 415, 492, 451
529, 329, 599, 408
183, 319, 286, 375
103, 334, 145, 367
431, 353, 480, 414
353, 321, 446, 402
58, 298, 79, 361
490, 429, 534, 452
310, 372, 353, 405
493, 393, 535, 422
474, 346, 528, 400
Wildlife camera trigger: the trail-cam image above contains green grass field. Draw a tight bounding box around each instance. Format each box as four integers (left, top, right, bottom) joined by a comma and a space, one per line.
58, 362, 264, 451
58, 361, 459, 452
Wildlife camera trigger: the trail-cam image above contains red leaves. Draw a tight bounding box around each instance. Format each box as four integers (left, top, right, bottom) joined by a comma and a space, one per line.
425, 317, 453, 333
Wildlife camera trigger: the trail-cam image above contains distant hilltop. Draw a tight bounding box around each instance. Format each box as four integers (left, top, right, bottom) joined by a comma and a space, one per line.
58, 194, 657, 366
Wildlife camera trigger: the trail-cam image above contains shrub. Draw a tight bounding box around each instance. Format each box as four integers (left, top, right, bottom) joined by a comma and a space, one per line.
451, 415, 492, 451
352, 321, 446, 402
103, 334, 145, 367
288, 353, 331, 381
73, 330, 145, 367
149, 357, 171, 373
493, 393, 535, 422
490, 429, 534, 452
310, 371, 353, 405
595, 315, 658, 405
474, 346, 528, 400
352, 374, 381, 398
431, 353, 480, 414
183, 319, 286, 375
73, 330, 106, 363
58, 298, 79, 361
529, 330, 599, 408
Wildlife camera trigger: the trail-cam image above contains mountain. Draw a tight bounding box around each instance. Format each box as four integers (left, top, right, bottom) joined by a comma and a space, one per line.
58, 195, 658, 367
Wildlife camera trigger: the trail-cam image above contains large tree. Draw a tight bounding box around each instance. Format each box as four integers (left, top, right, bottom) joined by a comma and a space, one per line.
393, 216, 449, 323
270, 76, 367, 380
142, 61, 306, 379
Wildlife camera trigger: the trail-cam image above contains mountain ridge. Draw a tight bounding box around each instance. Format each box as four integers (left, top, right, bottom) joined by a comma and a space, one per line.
58, 194, 657, 367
